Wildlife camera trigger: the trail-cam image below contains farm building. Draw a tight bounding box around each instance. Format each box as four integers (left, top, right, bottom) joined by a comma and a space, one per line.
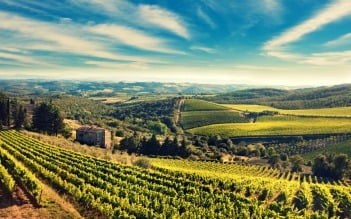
76, 126, 111, 149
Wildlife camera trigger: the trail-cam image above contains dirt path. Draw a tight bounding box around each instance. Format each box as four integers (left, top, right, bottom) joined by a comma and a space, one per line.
0, 182, 83, 219
0, 185, 42, 219
175, 98, 185, 125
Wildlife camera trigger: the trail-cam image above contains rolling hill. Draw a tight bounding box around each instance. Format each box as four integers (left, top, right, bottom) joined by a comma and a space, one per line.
205, 84, 351, 109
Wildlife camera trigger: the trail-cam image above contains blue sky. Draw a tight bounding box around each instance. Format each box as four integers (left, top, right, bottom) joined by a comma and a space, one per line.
0, 0, 350, 86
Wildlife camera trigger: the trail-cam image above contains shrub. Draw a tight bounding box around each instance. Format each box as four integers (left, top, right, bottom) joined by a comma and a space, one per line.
133, 158, 152, 169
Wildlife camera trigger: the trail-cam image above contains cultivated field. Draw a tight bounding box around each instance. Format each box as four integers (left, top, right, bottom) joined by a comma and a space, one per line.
151, 158, 351, 218
224, 104, 351, 117
189, 116, 351, 137
183, 99, 229, 111
181, 99, 247, 129
182, 100, 351, 137
223, 104, 278, 112
181, 111, 248, 129
2, 130, 351, 218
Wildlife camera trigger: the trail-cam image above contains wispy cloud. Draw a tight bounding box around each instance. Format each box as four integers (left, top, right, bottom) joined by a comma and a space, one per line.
0, 11, 158, 65
264, 0, 351, 51
324, 33, 351, 47
88, 24, 185, 54
301, 50, 351, 65
70, 0, 190, 39
0, 52, 42, 65
263, 0, 351, 66
191, 46, 216, 54
137, 5, 190, 39
85, 60, 149, 70
196, 7, 216, 29
260, 0, 282, 14
70, 0, 133, 16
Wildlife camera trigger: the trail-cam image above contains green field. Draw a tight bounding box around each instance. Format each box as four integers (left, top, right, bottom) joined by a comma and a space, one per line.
183, 99, 229, 111
2, 130, 351, 218
181, 111, 249, 129
224, 104, 351, 117
182, 100, 351, 135
189, 116, 351, 137
302, 140, 351, 161
223, 104, 278, 112
5, 131, 351, 218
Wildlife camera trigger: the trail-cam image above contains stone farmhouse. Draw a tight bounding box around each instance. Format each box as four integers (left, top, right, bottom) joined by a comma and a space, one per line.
76, 126, 111, 149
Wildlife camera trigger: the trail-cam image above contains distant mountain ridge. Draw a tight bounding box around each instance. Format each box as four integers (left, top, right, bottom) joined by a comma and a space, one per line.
0, 80, 255, 96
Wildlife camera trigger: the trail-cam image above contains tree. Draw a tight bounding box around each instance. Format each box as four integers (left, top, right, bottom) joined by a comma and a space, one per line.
160, 136, 172, 156
290, 155, 304, 172
178, 138, 190, 158
333, 154, 350, 180
312, 154, 330, 178
312, 153, 350, 180
148, 121, 167, 135
160, 136, 179, 156
0, 93, 10, 126
14, 105, 26, 130
268, 154, 280, 168
32, 102, 65, 135
119, 133, 139, 154
139, 134, 161, 155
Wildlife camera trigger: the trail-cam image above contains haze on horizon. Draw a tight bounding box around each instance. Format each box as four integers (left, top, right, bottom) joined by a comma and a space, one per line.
0, 0, 350, 86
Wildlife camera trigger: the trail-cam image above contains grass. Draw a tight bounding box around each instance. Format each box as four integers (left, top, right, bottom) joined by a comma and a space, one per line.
22, 130, 139, 165
181, 111, 249, 129
280, 107, 351, 117
183, 99, 230, 111
223, 104, 278, 112
302, 140, 351, 161
224, 104, 351, 117
182, 100, 351, 137
189, 116, 351, 137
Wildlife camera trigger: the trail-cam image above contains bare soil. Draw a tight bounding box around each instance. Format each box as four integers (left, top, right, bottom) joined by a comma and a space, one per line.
0, 182, 83, 219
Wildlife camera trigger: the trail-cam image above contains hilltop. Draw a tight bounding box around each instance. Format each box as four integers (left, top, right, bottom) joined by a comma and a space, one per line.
204, 84, 351, 109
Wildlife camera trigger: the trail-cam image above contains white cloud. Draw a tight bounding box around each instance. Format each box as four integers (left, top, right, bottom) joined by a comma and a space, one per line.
261, 0, 282, 14
0, 47, 28, 54
197, 7, 216, 29
0, 11, 157, 65
263, 0, 351, 66
191, 46, 216, 54
138, 5, 190, 39
264, 0, 351, 51
265, 51, 301, 62
0, 51, 48, 66
301, 50, 351, 65
59, 17, 73, 24
88, 24, 185, 54
70, 0, 190, 39
71, 0, 133, 16
85, 60, 149, 70
324, 33, 351, 47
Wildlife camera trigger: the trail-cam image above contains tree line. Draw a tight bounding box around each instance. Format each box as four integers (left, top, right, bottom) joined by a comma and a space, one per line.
0, 93, 28, 129
0, 92, 66, 136
118, 133, 189, 158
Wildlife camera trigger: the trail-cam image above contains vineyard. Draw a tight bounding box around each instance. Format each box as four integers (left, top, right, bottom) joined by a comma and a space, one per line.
189, 116, 351, 137
181, 100, 351, 136
224, 104, 351, 117
223, 104, 279, 113
181, 111, 249, 129
1, 130, 351, 218
181, 99, 248, 129
183, 99, 229, 111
